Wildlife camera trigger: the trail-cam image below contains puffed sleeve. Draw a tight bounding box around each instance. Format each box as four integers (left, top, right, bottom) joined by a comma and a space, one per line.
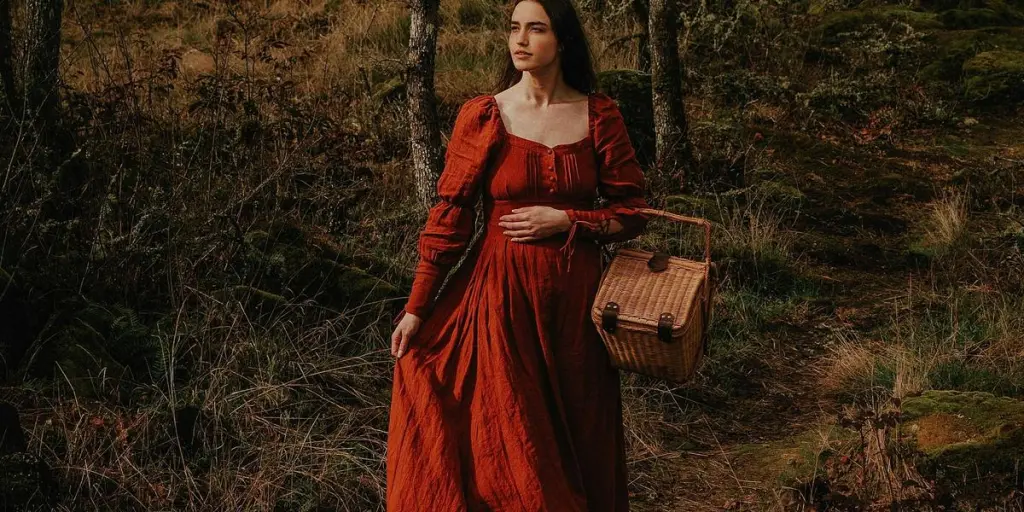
563, 93, 651, 244
403, 95, 501, 320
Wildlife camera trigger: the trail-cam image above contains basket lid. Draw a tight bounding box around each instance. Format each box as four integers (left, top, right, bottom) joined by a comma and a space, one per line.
591, 248, 709, 334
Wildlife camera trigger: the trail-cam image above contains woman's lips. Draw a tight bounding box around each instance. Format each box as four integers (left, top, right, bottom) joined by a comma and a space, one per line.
514, 52, 532, 58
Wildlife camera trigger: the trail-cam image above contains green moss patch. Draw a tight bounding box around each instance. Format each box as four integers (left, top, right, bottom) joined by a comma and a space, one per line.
901, 390, 1024, 503
963, 49, 1024, 101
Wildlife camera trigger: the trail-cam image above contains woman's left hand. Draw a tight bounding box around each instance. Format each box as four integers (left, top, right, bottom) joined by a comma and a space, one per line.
498, 206, 571, 242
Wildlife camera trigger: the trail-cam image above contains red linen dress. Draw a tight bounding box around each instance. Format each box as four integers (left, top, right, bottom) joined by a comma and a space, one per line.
387, 92, 651, 511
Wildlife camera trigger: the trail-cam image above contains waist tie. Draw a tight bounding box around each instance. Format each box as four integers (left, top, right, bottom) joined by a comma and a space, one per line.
484, 198, 594, 274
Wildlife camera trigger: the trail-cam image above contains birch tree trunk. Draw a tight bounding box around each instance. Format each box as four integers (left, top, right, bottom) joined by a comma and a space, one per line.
0, 0, 16, 116
25, 0, 62, 132
406, 0, 444, 212
649, 0, 694, 190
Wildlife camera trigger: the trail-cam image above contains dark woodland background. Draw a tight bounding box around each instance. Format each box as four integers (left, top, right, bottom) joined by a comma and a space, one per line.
1, 0, 1023, 510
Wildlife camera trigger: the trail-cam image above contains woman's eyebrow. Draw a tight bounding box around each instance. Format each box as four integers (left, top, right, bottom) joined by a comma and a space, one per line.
510, 21, 549, 27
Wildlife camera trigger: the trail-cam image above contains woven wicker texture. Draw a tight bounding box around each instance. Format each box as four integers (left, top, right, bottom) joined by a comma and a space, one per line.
589, 209, 713, 383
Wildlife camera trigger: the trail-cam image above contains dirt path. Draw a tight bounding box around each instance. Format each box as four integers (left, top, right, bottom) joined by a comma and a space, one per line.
630, 114, 1024, 510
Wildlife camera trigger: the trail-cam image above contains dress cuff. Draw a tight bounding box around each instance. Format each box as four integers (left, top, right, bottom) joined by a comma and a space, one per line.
403, 259, 447, 320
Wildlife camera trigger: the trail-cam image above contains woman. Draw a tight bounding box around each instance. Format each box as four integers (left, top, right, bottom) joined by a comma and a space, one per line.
386, 0, 650, 510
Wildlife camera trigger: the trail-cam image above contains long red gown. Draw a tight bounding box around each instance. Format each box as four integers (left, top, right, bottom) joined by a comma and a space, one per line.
386, 92, 651, 511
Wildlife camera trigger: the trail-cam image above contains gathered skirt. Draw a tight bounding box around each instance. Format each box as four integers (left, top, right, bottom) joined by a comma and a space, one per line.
386, 198, 630, 511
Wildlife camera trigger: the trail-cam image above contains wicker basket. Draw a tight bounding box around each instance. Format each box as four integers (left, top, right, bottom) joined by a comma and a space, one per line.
590, 208, 715, 383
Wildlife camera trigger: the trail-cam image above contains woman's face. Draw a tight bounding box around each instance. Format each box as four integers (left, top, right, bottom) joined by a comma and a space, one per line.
508, 1, 559, 71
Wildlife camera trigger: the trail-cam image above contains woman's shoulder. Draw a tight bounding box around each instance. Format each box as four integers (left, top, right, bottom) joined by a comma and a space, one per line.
588, 91, 622, 118
459, 94, 498, 115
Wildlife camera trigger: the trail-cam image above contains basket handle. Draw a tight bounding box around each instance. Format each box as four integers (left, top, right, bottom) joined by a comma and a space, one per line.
635, 208, 712, 266
636, 207, 715, 354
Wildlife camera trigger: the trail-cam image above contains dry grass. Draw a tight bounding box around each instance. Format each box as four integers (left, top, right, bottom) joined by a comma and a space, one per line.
22, 296, 391, 510
923, 188, 968, 248
820, 280, 1024, 405
5, 0, 1023, 510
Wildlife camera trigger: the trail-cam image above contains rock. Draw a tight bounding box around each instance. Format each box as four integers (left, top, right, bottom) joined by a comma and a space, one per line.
901, 390, 1024, 504
217, 285, 287, 317
0, 403, 55, 510
0, 403, 26, 455
595, 70, 655, 168
939, 8, 1024, 28
819, 7, 943, 43
180, 49, 215, 77
753, 180, 807, 207
238, 220, 399, 315
371, 77, 406, 106
918, 26, 1024, 82
0, 452, 55, 511
731, 425, 855, 488
962, 49, 1024, 102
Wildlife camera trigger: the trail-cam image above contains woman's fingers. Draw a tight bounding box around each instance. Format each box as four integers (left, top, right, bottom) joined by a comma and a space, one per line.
391, 328, 401, 357
396, 330, 410, 358
503, 228, 536, 238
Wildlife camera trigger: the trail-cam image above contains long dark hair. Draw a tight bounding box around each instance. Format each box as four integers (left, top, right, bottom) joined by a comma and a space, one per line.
492, 0, 599, 95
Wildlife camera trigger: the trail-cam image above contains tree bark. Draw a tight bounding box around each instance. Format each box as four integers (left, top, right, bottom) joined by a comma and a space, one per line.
630, 0, 651, 73
25, 0, 62, 131
0, 0, 16, 116
406, 0, 444, 212
649, 0, 694, 190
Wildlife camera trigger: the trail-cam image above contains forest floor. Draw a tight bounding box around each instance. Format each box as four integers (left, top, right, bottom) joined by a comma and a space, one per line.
631, 112, 1024, 511
4, 1, 1024, 510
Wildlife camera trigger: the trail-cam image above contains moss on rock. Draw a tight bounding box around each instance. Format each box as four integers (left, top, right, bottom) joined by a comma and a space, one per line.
962, 49, 1024, 101
731, 426, 854, 486
901, 390, 1024, 504
596, 70, 655, 168
918, 26, 1024, 81
939, 7, 1024, 29
820, 7, 942, 42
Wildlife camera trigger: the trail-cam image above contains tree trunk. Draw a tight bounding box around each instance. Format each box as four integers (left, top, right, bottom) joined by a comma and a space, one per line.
0, 0, 16, 116
406, 0, 444, 212
630, 0, 651, 73
25, 0, 62, 131
649, 0, 694, 191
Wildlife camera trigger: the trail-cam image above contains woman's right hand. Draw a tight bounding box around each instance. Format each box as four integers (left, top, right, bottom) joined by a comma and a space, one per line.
391, 311, 423, 359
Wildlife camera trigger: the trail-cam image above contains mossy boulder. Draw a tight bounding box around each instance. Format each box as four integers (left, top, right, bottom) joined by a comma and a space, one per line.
215, 285, 287, 317
939, 7, 1024, 28
33, 325, 127, 396
915, 0, 1024, 12
596, 69, 655, 168
962, 49, 1024, 101
12, 300, 162, 395
238, 221, 399, 315
731, 425, 856, 487
819, 7, 942, 43
753, 180, 807, 208
901, 390, 1024, 503
372, 77, 406, 106
918, 26, 1024, 82
0, 452, 54, 511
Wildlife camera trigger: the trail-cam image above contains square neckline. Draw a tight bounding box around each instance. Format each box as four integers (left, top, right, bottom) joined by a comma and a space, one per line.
488, 93, 593, 152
